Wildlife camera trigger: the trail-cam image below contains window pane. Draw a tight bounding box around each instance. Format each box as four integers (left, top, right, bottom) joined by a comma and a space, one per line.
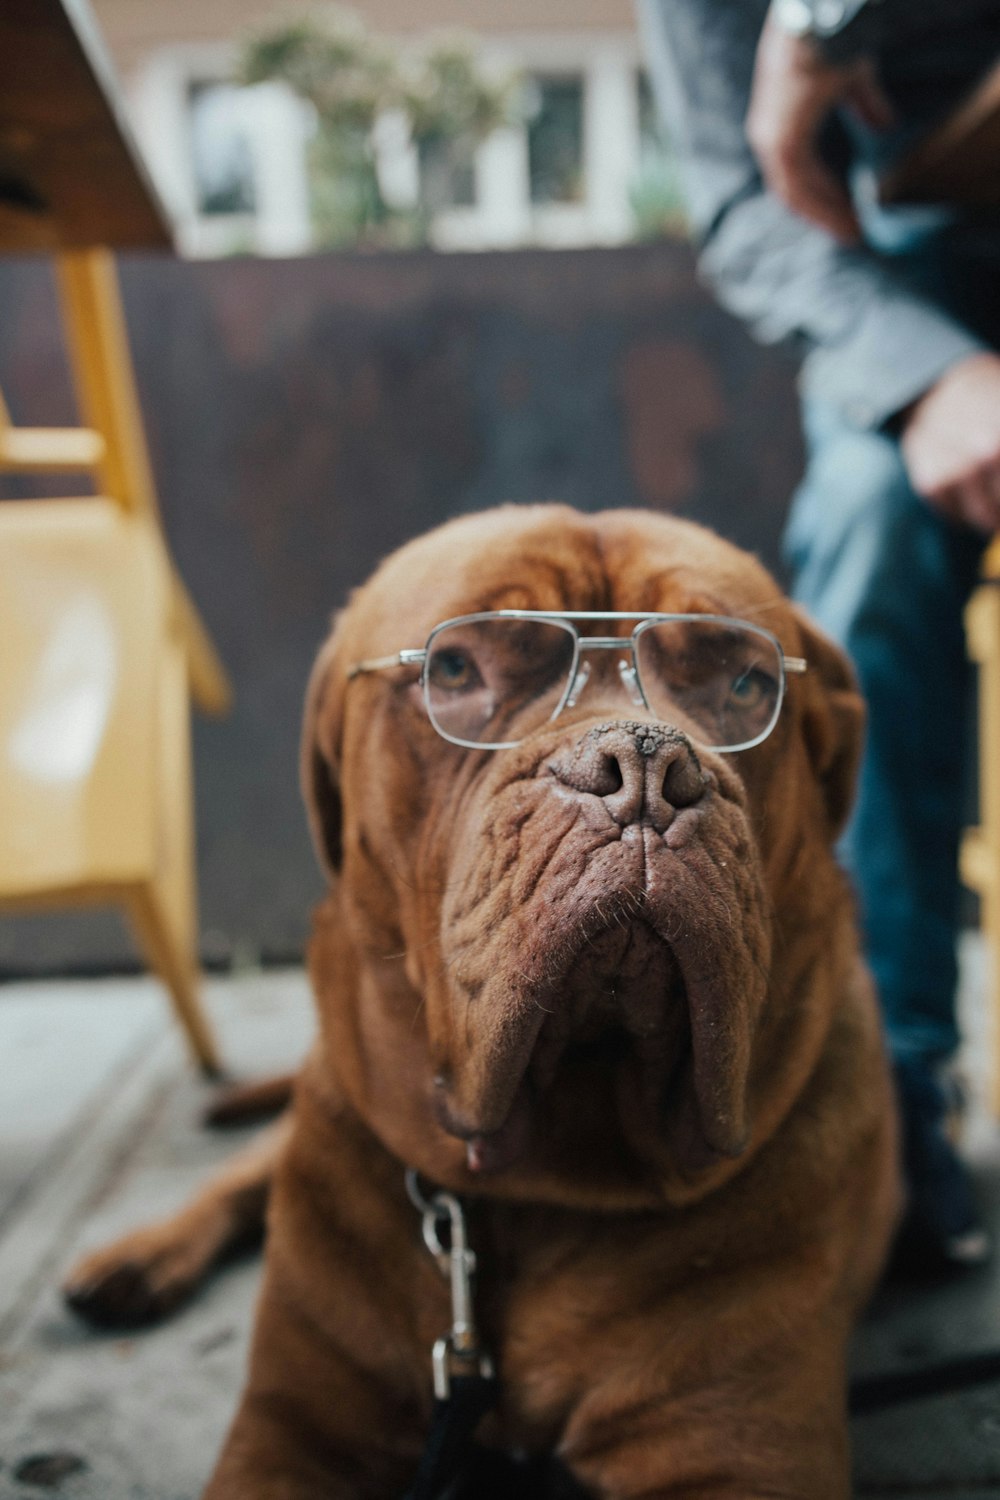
189, 81, 256, 216
526, 75, 584, 206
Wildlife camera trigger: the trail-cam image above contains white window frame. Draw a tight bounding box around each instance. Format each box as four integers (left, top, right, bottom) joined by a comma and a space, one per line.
128, 43, 314, 258
423, 33, 643, 252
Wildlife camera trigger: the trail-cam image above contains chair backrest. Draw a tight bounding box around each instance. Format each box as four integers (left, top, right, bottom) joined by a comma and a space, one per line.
0, 497, 172, 901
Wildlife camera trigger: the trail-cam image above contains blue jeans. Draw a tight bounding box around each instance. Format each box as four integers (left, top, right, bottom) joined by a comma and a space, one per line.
784, 402, 986, 1063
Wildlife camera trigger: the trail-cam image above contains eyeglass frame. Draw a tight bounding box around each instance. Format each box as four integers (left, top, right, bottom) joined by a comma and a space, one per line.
348, 609, 809, 753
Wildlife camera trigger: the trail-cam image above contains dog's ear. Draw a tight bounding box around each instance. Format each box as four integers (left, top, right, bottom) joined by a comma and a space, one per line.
790, 606, 866, 840
300, 630, 345, 879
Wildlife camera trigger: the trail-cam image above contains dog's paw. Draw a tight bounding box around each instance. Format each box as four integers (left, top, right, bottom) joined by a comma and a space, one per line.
62, 1229, 209, 1329
202, 1072, 295, 1128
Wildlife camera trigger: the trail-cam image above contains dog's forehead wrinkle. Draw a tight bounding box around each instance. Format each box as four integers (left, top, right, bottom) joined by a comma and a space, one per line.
388, 521, 611, 630
353, 505, 784, 650
465, 564, 611, 617
384, 526, 782, 643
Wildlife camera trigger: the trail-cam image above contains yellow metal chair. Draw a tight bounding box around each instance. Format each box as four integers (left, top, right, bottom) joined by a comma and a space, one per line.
0, 253, 230, 1075
961, 536, 1000, 1113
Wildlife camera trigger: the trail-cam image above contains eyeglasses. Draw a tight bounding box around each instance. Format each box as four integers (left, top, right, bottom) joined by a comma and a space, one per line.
348, 610, 807, 753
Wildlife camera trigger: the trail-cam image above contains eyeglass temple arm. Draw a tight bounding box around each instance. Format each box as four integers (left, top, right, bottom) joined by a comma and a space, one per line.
347, 648, 426, 680
783, 656, 808, 674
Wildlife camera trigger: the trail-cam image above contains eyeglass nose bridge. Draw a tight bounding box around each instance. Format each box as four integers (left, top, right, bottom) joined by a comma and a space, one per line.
559, 636, 649, 716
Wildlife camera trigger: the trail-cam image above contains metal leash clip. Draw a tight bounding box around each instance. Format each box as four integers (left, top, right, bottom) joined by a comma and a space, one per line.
406, 1169, 496, 1400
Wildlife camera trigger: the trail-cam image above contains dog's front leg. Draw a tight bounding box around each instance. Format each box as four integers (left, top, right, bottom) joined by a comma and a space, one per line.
201, 1261, 433, 1500
556, 1363, 852, 1500
200, 1087, 451, 1500
562, 1435, 851, 1500
63, 1116, 290, 1327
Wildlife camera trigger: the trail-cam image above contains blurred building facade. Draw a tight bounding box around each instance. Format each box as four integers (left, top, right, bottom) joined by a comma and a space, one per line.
91, 0, 675, 257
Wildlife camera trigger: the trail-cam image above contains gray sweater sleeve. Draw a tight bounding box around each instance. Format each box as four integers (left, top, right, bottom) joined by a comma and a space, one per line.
637, 0, 987, 429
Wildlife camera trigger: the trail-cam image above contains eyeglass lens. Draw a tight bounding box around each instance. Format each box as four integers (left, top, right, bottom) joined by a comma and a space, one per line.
633, 620, 782, 750
423, 616, 783, 750
425, 617, 576, 747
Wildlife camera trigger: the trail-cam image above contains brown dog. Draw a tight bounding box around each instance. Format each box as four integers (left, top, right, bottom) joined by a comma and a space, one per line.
68, 505, 899, 1497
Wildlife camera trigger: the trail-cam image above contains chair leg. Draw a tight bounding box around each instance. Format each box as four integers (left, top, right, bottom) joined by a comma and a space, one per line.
980, 591, 1000, 1118
124, 638, 221, 1076
55, 250, 232, 717
126, 883, 220, 1076
965, 583, 1000, 1116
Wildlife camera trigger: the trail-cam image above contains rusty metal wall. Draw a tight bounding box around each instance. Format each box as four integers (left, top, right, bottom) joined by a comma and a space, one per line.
0, 243, 802, 973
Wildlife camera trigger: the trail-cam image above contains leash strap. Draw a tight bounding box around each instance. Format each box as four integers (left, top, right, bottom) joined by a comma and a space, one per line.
404, 1171, 498, 1500
403, 1374, 499, 1500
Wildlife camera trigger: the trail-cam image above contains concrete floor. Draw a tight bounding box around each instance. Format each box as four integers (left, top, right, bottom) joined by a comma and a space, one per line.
1, 947, 1000, 1499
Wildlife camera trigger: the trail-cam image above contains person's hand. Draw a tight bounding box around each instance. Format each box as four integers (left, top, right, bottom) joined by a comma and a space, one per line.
900, 353, 1000, 533
746, 12, 893, 243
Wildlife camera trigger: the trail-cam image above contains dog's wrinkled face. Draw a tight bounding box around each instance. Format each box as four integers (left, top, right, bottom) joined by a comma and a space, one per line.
304, 506, 863, 1205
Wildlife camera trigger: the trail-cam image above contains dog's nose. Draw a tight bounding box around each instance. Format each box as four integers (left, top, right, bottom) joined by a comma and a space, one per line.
547, 721, 706, 833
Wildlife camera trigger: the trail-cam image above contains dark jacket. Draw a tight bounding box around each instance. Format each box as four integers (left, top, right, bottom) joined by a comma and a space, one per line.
638, 0, 1000, 427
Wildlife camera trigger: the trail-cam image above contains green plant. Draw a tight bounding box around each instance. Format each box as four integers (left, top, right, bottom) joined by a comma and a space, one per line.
240, 9, 516, 248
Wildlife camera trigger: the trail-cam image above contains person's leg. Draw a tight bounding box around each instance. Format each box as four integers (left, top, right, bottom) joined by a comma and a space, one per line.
786, 403, 984, 1061
785, 401, 988, 1266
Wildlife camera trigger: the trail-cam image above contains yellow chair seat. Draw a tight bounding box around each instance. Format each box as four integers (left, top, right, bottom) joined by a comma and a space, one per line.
1, 497, 167, 897
0, 497, 218, 1070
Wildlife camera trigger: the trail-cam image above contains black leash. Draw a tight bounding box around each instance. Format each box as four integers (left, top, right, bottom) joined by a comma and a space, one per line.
403, 1376, 499, 1500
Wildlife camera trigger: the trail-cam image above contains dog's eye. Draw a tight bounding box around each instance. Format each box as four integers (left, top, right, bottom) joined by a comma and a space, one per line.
728, 667, 773, 710
428, 648, 480, 692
